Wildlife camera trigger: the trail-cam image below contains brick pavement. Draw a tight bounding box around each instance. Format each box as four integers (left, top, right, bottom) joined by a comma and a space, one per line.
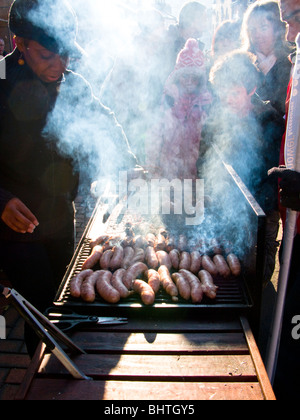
0, 196, 93, 400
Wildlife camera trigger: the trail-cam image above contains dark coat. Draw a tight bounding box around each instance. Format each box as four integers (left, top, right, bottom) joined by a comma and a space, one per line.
0, 49, 137, 242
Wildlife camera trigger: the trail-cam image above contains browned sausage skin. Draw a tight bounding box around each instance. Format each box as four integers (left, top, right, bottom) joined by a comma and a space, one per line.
145, 246, 159, 269
213, 254, 231, 278
179, 251, 191, 271
201, 255, 218, 276
198, 270, 218, 299
133, 279, 155, 305
110, 245, 124, 271
70, 269, 93, 298
172, 272, 191, 301
179, 269, 203, 304
190, 251, 202, 274
226, 253, 242, 276
123, 262, 148, 289
100, 249, 114, 270
158, 265, 178, 302
146, 269, 161, 294
80, 271, 99, 303
122, 246, 135, 269
111, 268, 131, 298
82, 245, 103, 270
156, 250, 172, 270
96, 270, 121, 303
169, 249, 180, 270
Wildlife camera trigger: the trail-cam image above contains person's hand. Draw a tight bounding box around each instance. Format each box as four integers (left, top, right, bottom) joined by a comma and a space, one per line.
268, 166, 300, 211
1, 198, 39, 234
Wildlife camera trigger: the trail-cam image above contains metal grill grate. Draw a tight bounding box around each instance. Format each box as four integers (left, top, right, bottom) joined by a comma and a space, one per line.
54, 199, 253, 313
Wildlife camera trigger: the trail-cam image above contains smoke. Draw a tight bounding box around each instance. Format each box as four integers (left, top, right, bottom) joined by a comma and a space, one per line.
27, 1, 274, 260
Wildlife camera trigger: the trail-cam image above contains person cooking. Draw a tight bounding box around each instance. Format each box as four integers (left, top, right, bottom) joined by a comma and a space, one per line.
0, 0, 138, 356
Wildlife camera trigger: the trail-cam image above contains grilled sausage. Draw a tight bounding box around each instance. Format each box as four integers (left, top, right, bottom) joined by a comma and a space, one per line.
100, 249, 114, 270
89, 235, 109, 249
158, 265, 178, 302
154, 233, 166, 251
172, 272, 191, 301
146, 269, 161, 294
133, 279, 155, 305
145, 233, 156, 247
122, 246, 135, 269
169, 249, 180, 270
131, 247, 145, 264
133, 235, 148, 249
123, 262, 148, 289
111, 268, 131, 298
70, 269, 93, 298
213, 254, 231, 278
226, 253, 242, 277
190, 251, 202, 274
156, 250, 172, 270
96, 270, 121, 303
198, 270, 218, 299
82, 245, 103, 270
179, 251, 191, 271
80, 271, 99, 303
179, 269, 203, 304
201, 255, 218, 276
165, 234, 176, 252
110, 245, 124, 271
145, 246, 159, 269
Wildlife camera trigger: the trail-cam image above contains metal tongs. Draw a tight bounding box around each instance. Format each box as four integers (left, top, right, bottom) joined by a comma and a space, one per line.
0, 284, 126, 381
45, 308, 127, 332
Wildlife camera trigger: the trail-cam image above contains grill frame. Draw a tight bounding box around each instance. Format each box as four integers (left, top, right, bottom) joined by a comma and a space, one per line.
54, 159, 265, 329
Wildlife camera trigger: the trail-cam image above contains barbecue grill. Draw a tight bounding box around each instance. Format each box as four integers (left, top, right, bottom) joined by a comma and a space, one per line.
54, 156, 266, 335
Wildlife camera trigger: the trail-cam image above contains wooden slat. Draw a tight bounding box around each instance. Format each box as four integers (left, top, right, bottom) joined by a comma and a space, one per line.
72, 332, 248, 354
24, 379, 265, 401
67, 316, 243, 333
240, 317, 276, 400
39, 353, 257, 381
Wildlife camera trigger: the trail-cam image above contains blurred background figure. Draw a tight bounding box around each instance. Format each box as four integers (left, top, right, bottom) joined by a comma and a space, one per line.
211, 19, 242, 61
146, 38, 212, 180
166, 1, 208, 75
0, 38, 7, 58
241, 0, 293, 116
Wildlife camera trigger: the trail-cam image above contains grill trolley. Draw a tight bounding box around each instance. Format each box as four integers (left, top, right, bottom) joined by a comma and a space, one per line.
17, 161, 275, 400
16, 315, 275, 400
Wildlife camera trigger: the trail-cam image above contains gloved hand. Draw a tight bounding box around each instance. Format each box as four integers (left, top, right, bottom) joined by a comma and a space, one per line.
268, 166, 300, 211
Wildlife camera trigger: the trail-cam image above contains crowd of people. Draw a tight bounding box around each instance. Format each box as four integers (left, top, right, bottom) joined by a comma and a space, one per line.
0, 0, 299, 400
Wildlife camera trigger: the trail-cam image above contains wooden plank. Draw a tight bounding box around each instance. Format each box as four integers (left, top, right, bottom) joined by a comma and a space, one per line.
24, 379, 266, 400
240, 317, 276, 400
72, 332, 248, 354
39, 353, 257, 381
15, 343, 47, 401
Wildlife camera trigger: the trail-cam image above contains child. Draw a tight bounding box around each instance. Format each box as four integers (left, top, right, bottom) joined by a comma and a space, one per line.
146, 38, 212, 180
198, 50, 285, 286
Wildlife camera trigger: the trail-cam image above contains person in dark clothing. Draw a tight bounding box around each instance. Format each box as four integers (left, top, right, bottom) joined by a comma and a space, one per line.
197, 51, 285, 286
0, 0, 138, 356
241, 0, 293, 117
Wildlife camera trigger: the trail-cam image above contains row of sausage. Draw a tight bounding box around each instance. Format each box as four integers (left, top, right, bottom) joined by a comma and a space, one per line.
70, 264, 218, 305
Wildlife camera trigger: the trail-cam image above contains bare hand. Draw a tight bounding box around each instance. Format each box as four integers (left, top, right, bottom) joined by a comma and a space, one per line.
1, 198, 39, 234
